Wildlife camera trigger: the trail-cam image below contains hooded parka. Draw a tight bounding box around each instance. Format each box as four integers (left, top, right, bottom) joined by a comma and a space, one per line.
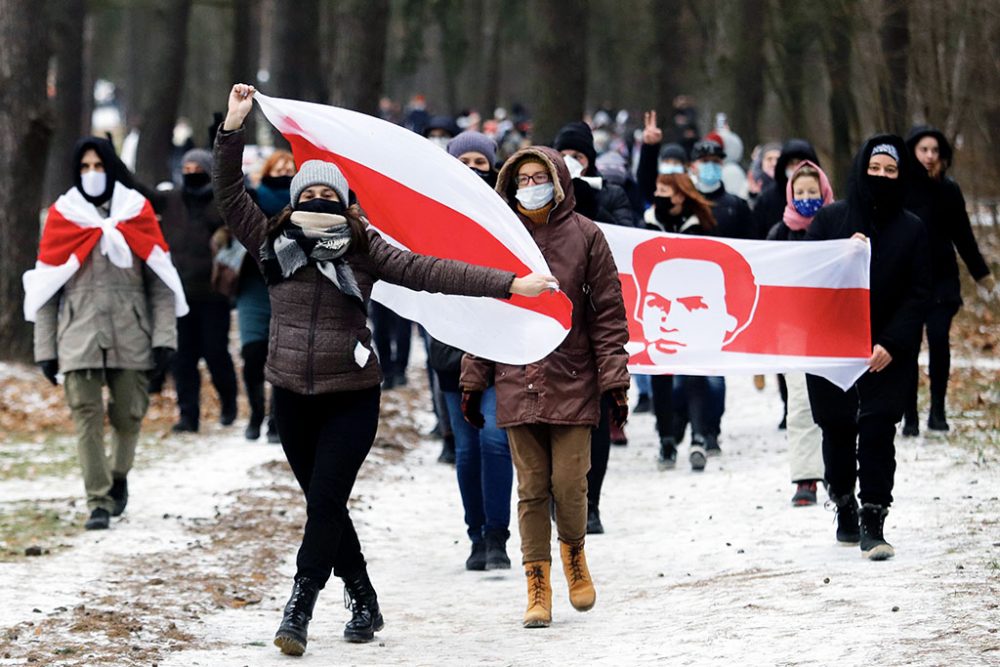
461, 146, 631, 428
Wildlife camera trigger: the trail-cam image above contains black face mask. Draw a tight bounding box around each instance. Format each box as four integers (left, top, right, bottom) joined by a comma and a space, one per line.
865, 174, 904, 215
183, 172, 211, 190
653, 196, 680, 224
296, 197, 345, 216
262, 175, 293, 191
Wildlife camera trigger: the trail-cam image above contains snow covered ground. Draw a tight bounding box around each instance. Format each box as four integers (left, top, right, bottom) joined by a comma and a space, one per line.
1, 374, 998, 666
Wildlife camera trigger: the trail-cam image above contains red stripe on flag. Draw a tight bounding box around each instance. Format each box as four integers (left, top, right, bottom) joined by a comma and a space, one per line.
620, 273, 870, 358
39, 207, 102, 266
282, 130, 572, 329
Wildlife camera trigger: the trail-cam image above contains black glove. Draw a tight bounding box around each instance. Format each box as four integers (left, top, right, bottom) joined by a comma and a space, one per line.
38, 359, 59, 386
461, 390, 485, 429
151, 346, 175, 381
605, 387, 629, 428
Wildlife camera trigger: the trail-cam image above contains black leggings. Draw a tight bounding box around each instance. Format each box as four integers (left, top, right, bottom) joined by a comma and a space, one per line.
587, 394, 611, 510
273, 384, 381, 587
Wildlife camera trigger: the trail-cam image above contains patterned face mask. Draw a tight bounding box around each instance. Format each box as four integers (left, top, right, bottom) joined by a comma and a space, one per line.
792, 197, 824, 218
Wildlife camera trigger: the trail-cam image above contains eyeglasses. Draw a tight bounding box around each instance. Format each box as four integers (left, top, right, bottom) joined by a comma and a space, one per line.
516, 172, 551, 187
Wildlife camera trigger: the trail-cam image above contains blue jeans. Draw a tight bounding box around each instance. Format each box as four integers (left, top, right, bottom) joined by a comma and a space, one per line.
634, 373, 652, 397
443, 387, 512, 542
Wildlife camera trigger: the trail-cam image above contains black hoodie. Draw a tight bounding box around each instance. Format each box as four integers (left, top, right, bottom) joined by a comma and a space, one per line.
806, 133, 930, 362
903, 126, 990, 304
71, 137, 124, 207
752, 138, 820, 239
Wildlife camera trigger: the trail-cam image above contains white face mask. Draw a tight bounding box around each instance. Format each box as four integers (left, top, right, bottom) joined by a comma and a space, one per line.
80, 171, 107, 198
563, 154, 585, 179
515, 183, 555, 211
659, 162, 686, 175
428, 136, 450, 150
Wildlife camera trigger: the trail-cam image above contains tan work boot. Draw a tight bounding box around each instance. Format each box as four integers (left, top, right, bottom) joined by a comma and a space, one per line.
523, 560, 552, 628
559, 538, 596, 611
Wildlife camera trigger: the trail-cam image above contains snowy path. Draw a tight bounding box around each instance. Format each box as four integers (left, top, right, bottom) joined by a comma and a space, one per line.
2, 377, 999, 666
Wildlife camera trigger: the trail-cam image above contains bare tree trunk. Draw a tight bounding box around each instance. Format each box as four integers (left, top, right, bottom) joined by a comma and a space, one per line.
821, 0, 859, 191
42, 0, 88, 207
232, 0, 261, 142
329, 0, 390, 114
771, 0, 814, 137
728, 0, 766, 148
269, 0, 324, 145
434, 0, 468, 115
652, 0, 686, 122
878, 0, 910, 134
134, 0, 192, 186
0, 0, 52, 361
480, 0, 503, 116
531, 0, 589, 146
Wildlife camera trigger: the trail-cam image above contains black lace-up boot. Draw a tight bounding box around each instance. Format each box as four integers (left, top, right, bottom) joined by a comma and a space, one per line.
343, 567, 384, 643
273, 576, 320, 656
860, 503, 895, 561
828, 492, 860, 544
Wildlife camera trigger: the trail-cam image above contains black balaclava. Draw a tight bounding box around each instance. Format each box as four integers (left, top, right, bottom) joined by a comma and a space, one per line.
72, 136, 120, 207
774, 138, 820, 195
848, 133, 911, 222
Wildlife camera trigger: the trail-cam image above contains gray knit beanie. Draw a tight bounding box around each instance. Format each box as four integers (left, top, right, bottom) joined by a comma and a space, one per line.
446, 131, 498, 167
290, 159, 351, 207
181, 148, 213, 174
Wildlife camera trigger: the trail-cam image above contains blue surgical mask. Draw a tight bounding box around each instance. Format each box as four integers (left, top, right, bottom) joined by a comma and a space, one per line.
695, 161, 722, 191
658, 162, 686, 175
792, 197, 824, 217
515, 183, 555, 211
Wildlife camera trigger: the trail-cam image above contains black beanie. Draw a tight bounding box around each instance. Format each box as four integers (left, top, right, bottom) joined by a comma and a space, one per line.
553, 121, 597, 174
658, 142, 688, 163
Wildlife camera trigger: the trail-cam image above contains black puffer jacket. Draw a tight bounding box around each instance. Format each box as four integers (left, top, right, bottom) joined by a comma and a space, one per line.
752, 139, 820, 239
702, 184, 753, 239
904, 126, 990, 305
806, 134, 931, 361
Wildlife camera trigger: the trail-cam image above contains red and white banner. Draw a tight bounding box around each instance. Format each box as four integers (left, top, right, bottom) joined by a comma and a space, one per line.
600, 224, 872, 390
23, 184, 189, 322
254, 93, 572, 365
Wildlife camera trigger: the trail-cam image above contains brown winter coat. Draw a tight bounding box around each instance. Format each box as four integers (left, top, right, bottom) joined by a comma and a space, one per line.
213, 126, 516, 395
461, 146, 630, 428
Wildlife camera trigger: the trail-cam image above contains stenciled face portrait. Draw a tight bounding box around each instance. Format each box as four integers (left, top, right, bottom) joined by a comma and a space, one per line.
640, 258, 739, 362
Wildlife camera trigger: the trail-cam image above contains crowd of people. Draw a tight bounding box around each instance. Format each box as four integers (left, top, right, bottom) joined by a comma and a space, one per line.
24, 80, 995, 657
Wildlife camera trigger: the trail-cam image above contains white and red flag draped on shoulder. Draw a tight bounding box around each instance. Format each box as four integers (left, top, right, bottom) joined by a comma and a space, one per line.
23, 183, 189, 322
253, 93, 572, 365
597, 224, 872, 390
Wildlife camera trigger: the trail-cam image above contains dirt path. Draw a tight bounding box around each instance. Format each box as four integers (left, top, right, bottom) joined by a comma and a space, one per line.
1, 375, 998, 666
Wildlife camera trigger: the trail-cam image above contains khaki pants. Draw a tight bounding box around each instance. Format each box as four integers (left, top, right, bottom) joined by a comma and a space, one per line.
786, 373, 824, 483
507, 424, 591, 563
64, 369, 148, 512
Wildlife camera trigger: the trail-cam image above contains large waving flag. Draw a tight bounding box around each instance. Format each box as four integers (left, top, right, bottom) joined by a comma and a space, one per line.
254, 93, 572, 365
600, 224, 872, 390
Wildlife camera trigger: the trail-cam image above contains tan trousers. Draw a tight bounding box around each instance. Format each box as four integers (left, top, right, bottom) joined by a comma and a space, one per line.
507, 424, 591, 563
64, 369, 148, 511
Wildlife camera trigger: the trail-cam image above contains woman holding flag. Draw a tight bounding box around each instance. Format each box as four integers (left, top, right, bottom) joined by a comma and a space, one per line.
215, 83, 557, 656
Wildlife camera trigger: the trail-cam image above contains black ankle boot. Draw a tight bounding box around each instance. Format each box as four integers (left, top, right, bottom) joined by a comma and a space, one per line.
109, 476, 128, 517
927, 397, 949, 431
859, 503, 895, 560
484, 529, 511, 570
343, 567, 384, 643
829, 493, 860, 544
274, 576, 321, 656
466, 541, 487, 571
245, 382, 265, 440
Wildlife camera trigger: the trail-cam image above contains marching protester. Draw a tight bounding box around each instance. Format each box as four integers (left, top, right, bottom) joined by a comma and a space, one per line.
752, 138, 820, 239
428, 130, 514, 571
901, 126, 995, 435
215, 84, 557, 656
143, 148, 239, 433
232, 149, 296, 441
641, 172, 718, 471
461, 146, 630, 628
766, 160, 834, 505
805, 135, 930, 560
24, 137, 184, 530
553, 119, 633, 532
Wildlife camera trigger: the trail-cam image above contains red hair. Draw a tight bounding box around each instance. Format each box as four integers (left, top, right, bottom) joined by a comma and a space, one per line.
656, 173, 716, 232
631, 236, 759, 345
261, 149, 295, 178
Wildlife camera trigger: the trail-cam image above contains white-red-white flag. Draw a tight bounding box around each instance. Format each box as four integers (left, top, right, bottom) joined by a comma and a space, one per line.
600, 224, 872, 390
254, 93, 572, 366
23, 183, 189, 322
